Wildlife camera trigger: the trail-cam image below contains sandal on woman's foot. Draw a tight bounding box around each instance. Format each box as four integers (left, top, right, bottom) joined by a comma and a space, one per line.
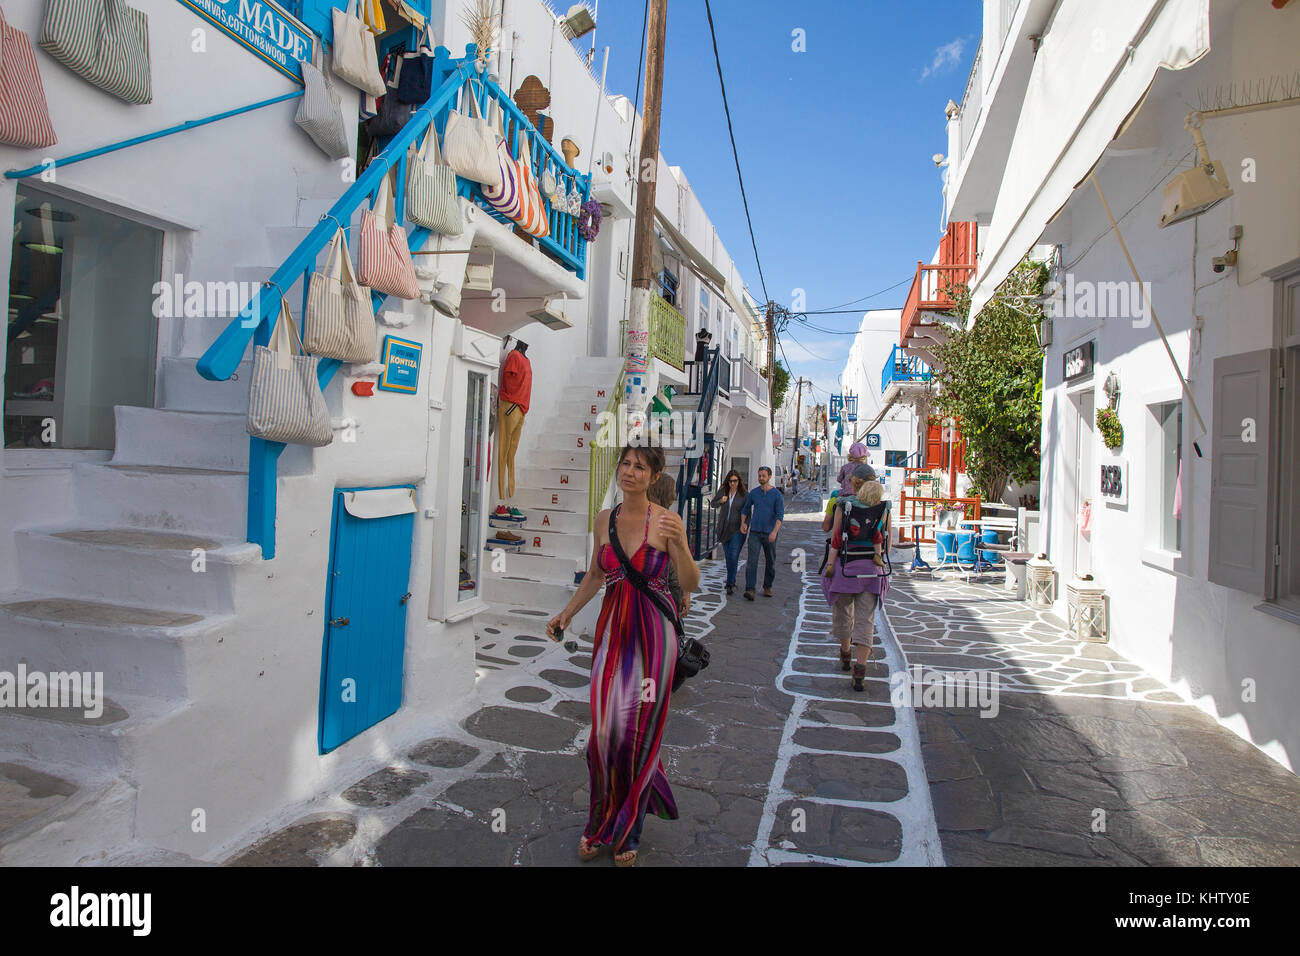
852, 662, 867, 692
578, 836, 599, 862
839, 648, 852, 672
614, 848, 638, 867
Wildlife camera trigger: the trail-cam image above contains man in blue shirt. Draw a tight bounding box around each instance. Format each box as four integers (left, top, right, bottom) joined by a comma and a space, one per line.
740, 466, 785, 600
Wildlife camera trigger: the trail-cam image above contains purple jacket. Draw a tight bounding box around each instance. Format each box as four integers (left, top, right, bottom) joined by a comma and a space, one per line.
821, 555, 889, 606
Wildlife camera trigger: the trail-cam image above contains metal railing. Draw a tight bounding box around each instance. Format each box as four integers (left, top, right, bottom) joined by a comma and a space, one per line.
880, 344, 932, 395
195, 45, 590, 558
618, 293, 687, 371
588, 371, 625, 532
676, 346, 724, 559
899, 262, 977, 343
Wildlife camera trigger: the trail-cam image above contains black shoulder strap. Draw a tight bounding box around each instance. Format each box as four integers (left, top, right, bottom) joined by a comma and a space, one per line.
608, 508, 684, 639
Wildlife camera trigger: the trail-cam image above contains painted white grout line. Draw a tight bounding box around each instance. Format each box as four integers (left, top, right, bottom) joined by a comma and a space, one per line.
748, 563, 944, 867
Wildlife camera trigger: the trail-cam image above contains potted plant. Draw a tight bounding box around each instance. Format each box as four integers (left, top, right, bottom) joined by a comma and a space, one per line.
1096, 407, 1123, 450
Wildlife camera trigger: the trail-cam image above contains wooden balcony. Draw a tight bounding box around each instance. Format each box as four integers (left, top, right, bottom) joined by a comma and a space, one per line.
898, 263, 976, 344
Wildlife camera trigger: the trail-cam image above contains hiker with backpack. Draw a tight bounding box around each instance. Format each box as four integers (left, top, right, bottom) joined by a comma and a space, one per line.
820, 463, 891, 692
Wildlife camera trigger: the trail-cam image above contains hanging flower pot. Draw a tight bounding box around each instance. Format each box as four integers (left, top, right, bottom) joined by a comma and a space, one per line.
1096, 406, 1124, 449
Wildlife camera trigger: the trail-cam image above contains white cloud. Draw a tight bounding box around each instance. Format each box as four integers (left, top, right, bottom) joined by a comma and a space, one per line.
920, 38, 966, 81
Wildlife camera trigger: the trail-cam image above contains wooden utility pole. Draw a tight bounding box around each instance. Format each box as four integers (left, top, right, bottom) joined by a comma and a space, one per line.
624, 0, 668, 433
765, 300, 775, 428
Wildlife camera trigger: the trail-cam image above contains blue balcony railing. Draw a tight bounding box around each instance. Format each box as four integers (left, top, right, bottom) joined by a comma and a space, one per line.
195, 44, 590, 559
881, 344, 931, 395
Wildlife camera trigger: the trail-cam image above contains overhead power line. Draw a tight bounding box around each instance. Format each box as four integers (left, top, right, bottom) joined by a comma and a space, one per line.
703, 0, 768, 304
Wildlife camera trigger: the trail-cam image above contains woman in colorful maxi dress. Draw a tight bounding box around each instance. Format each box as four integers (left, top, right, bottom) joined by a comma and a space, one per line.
547, 444, 699, 866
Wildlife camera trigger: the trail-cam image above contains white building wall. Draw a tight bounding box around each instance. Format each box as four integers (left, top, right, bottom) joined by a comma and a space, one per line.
1036, 0, 1300, 772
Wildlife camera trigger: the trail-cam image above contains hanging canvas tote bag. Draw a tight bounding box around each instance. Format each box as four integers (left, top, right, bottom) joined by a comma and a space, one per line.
0, 9, 57, 149
295, 46, 350, 160
304, 228, 377, 363
395, 25, 436, 104
406, 125, 463, 236
359, 171, 420, 300
482, 107, 525, 220
513, 134, 549, 238
40, 0, 151, 104
247, 303, 333, 447
442, 81, 502, 189
331, 0, 385, 97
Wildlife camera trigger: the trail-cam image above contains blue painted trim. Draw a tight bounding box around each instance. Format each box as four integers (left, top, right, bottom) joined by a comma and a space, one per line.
4, 92, 304, 180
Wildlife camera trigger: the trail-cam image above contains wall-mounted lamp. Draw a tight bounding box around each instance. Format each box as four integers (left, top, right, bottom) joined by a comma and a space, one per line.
1159, 113, 1233, 228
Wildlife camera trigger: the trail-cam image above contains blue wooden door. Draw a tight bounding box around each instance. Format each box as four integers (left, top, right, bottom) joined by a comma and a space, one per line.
319, 486, 417, 753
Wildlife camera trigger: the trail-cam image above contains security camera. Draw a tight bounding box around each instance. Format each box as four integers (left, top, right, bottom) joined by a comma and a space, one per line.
933, 153, 947, 167
1211, 256, 1228, 274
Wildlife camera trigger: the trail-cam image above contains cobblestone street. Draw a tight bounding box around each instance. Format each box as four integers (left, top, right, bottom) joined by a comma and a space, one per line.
226, 496, 1300, 867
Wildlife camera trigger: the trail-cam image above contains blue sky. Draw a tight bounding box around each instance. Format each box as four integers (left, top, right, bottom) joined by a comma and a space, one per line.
573, 0, 981, 409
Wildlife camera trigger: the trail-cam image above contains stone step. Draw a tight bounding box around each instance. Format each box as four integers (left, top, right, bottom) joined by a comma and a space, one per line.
556, 399, 607, 422
0, 691, 181, 775
111, 406, 249, 472
0, 761, 135, 866
561, 384, 620, 403
534, 428, 603, 453
515, 466, 590, 492
15, 526, 259, 614
158, 356, 252, 414
512, 487, 586, 513
518, 509, 589, 535
481, 575, 576, 612
0, 590, 228, 697
482, 549, 581, 585
75, 463, 248, 538
506, 527, 587, 560
526, 448, 591, 471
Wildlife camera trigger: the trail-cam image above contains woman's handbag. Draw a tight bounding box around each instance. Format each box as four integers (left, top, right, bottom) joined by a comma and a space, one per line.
395, 25, 436, 104
607, 507, 711, 692
295, 46, 350, 160
442, 81, 502, 189
304, 228, 377, 363
40, 0, 151, 104
247, 302, 333, 447
358, 171, 420, 300
0, 9, 57, 148
330, 0, 385, 96
480, 122, 522, 220
406, 125, 463, 236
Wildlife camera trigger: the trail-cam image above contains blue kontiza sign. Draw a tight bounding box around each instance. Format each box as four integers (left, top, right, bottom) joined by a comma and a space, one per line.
379, 336, 422, 394
864, 433, 881, 448
179, 0, 314, 82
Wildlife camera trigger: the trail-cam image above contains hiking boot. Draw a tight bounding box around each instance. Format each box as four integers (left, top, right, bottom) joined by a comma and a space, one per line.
744, 590, 755, 601
763, 587, 772, 597
726, 585, 734, 595
839, 648, 852, 672
852, 662, 867, 692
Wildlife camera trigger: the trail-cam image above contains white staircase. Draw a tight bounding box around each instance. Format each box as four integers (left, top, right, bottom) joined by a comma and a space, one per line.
0, 401, 264, 864
478, 357, 623, 638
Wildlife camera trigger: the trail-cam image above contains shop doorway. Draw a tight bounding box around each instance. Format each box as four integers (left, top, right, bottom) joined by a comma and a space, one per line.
5, 187, 161, 450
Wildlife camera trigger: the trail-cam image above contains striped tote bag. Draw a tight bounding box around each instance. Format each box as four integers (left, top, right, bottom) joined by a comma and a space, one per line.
406, 125, 463, 236
304, 228, 377, 363
295, 48, 350, 160
247, 303, 333, 447
482, 109, 524, 221
0, 9, 57, 149
40, 0, 151, 105
513, 134, 549, 238
358, 171, 419, 300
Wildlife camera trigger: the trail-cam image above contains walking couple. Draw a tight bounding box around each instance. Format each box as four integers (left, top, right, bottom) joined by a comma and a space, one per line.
711, 465, 784, 600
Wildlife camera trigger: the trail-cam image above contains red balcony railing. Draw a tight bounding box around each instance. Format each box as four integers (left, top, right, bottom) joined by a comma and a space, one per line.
898, 263, 977, 344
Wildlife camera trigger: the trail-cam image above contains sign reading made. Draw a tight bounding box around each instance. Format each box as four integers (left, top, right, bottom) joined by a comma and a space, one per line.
179, 0, 314, 82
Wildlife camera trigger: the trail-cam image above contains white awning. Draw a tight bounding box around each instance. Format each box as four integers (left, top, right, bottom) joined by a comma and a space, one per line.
654, 209, 727, 290
968, 0, 1211, 319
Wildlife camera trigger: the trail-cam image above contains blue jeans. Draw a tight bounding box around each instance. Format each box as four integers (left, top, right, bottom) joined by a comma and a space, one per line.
722, 533, 745, 588
745, 531, 778, 591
